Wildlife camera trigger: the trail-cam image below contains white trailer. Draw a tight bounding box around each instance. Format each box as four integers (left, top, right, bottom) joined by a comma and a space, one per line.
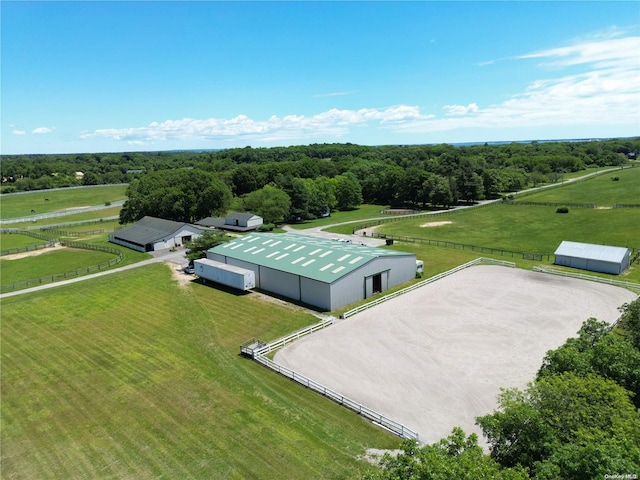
194, 258, 255, 291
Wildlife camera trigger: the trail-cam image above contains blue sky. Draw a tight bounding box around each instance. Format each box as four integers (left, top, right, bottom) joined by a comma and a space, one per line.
2, 1, 639, 154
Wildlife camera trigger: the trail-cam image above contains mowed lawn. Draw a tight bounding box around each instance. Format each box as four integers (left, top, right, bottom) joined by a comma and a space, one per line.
1, 232, 50, 251
517, 166, 640, 205
0, 247, 119, 288
1, 264, 399, 479
0, 185, 127, 220
377, 205, 638, 254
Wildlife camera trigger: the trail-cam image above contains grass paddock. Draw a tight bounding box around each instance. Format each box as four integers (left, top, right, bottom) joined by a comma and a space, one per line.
1, 265, 399, 479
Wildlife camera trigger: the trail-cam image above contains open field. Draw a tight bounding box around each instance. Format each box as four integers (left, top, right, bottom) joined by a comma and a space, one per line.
0, 232, 50, 251
1, 264, 400, 479
325, 205, 640, 282
516, 166, 640, 205
377, 205, 637, 254
275, 265, 638, 445
0, 247, 118, 286
0, 185, 127, 220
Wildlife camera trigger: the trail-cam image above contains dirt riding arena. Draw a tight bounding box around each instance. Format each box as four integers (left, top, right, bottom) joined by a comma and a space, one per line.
275, 265, 637, 444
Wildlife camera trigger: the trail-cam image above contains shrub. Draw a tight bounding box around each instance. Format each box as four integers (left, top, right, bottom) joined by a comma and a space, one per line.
556, 207, 569, 214
258, 223, 275, 232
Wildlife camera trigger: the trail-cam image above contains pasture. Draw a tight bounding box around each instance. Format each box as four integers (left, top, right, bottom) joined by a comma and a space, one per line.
0, 247, 119, 288
0, 185, 127, 220
1, 264, 399, 479
517, 166, 640, 205
0, 232, 49, 251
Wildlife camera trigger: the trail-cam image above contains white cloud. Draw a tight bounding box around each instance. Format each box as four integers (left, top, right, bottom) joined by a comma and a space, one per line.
443, 103, 479, 116
314, 91, 358, 98
32, 127, 54, 134
81, 105, 429, 145
79, 33, 639, 147
12, 129, 26, 135
394, 34, 640, 135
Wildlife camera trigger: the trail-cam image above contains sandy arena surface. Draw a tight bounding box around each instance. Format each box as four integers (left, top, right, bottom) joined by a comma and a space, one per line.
275, 265, 637, 444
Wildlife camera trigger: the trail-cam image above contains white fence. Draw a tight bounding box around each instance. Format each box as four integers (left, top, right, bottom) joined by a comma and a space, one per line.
254, 353, 420, 441
252, 318, 335, 356
532, 266, 640, 291
341, 257, 516, 319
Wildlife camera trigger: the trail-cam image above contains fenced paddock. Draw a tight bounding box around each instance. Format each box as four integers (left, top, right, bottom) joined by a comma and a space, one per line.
273, 265, 637, 445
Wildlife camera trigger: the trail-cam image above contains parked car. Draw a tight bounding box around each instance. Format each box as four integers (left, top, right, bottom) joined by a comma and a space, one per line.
183, 261, 195, 274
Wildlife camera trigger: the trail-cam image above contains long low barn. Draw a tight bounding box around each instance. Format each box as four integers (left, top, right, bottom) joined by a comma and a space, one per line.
554, 240, 631, 275
110, 216, 205, 252
205, 233, 417, 311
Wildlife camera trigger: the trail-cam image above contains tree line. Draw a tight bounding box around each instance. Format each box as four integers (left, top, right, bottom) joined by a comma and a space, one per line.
1, 138, 637, 224
365, 300, 640, 479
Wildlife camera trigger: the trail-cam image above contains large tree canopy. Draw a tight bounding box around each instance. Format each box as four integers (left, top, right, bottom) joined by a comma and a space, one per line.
119, 169, 232, 224
365, 428, 529, 480
242, 184, 291, 224
476, 372, 640, 479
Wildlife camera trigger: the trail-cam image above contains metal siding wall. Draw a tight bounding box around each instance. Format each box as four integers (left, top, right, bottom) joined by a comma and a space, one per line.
260, 267, 301, 301
330, 255, 416, 310
207, 252, 226, 262
300, 277, 331, 311
586, 260, 618, 275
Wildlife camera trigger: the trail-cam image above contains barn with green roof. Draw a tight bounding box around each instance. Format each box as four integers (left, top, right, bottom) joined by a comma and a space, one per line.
205, 233, 417, 311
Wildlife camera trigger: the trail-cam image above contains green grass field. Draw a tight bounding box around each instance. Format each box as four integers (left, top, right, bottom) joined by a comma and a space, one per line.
0, 247, 119, 287
0, 185, 127, 220
0, 232, 50, 251
516, 166, 640, 205
1, 265, 399, 479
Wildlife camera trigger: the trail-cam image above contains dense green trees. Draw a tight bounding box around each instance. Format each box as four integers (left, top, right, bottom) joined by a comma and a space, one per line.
2, 139, 638, 213
477, 372, 640, 479
366, 428, 529, 480
119, 169, 232, 224
242, 185, 291, 224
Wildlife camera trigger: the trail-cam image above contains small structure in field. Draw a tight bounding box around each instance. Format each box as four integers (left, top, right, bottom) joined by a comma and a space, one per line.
554, 241, 631, 275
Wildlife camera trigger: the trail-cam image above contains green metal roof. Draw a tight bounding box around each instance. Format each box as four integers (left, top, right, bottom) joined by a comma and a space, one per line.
208, 233, 413, 284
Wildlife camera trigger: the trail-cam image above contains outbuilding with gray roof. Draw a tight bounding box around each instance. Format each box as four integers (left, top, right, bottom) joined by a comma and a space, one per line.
205, 233, 417, 311
554, 240, 631, 275
109, 216, 205, 252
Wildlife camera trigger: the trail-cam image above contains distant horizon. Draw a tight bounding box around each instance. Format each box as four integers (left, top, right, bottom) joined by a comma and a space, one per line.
2, 135, 638, 158
3, 2, 639, 155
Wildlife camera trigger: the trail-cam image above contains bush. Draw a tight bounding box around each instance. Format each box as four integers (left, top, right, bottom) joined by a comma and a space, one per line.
556, 207, 569, 214
258, 223, 275, 232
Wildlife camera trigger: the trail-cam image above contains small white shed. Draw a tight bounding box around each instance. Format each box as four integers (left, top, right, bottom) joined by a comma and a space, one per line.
554, 241, 631, 275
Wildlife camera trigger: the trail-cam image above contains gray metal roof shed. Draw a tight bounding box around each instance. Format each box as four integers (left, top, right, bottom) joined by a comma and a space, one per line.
554, 241, 631, 275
